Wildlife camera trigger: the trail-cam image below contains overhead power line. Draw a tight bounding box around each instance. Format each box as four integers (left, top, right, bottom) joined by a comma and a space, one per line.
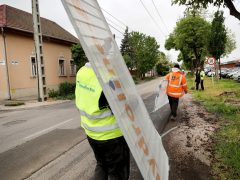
107, 22, 124, 35
106, 17, 126, 31
139, 0, 166, 37
101, 7, 128, 29
151, 0, 169, 34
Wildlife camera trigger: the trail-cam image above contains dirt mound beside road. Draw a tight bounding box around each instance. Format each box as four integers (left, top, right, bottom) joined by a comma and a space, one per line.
162, 94, 219, 180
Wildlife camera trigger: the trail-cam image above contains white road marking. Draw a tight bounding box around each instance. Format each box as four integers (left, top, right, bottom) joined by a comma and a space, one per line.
161, 126, 179, 138
24, 119, 74, 140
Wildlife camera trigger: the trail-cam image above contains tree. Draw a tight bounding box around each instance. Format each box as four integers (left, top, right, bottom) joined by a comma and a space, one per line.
172, 0, 240, 21
165, 15, 211, 69
208, 10, 227, 78
129, 32, 160, 79
224, 29, 236, 56
71, 43, 88, 71
156, 52, 170, 76
120, 27, 134, 70
208, 11, 227, 60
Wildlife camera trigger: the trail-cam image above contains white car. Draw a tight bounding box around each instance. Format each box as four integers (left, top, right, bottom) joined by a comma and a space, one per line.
207, 71, 216, 76
232, 71, 240, 80
230, 70, 240, 79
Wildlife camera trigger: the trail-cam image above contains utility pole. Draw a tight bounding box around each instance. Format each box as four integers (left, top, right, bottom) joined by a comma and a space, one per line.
1, 27, 11, 100
32, 0, 47, 101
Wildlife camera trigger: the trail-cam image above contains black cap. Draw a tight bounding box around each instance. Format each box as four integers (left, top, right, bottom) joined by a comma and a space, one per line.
174, 63, 180, 69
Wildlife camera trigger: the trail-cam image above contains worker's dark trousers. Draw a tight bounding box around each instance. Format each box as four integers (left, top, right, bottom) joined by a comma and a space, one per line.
168, 95, 179, 117
196, 80, 204, 90
87, 136, 130, 180
200, 80, 204, 90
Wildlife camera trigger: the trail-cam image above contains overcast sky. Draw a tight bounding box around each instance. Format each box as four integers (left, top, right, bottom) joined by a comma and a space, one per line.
1, 0, 239, 62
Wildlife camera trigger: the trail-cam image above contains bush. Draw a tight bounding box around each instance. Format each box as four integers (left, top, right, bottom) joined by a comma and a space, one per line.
5, 101, 25, 106
156, 63, 169, 76
59, 82, 76, 96
48, 89, 59, 98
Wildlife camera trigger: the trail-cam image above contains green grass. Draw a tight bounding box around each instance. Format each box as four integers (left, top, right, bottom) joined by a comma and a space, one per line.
4, 101, 25, 106
187, 75, 240, 179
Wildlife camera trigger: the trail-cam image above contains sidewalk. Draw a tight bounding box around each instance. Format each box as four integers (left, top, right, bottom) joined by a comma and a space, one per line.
0, 99, 71, 111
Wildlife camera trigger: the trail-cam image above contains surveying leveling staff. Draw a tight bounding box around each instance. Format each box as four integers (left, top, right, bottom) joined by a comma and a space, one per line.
75, 62, 130, 180
165, 64, 188, 121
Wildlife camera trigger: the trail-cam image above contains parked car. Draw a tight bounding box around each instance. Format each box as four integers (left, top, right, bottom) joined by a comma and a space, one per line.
220, 69, 230, 78
204, 68, 211, 75
226, 68, 239, 78
238, 76, 240, 82
207, 71, 216, 76
233, 71, 240, 80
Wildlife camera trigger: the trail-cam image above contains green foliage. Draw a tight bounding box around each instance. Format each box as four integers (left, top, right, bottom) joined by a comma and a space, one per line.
48, 89, 59, 98
165, 33, 176, 50
122, 54, 132, 69
186, 76, 240, 179
48, 82, 76, 100
156, 63, 169, 76
165, 14, 211, 68
59, 82, 76, 96
56, 93, 75, 100
71, 43, 88, 71
4, 101, 25, 106
208, 10, 227, 60
129, 31, 160, 78
120, 27, 135, 70
172, 0, 240, 21
156, 52, 170, 76
224, 29, 236, 56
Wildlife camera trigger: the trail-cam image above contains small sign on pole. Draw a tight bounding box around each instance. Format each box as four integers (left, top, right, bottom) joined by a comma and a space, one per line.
207, 57, 216, 85
207, 57, 216, 66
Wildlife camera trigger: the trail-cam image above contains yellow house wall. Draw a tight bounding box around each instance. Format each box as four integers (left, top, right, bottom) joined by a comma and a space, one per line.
0, 32, 76, 101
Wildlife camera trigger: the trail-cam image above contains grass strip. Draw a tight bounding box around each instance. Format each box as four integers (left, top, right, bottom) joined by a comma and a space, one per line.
186, 74, 240, 179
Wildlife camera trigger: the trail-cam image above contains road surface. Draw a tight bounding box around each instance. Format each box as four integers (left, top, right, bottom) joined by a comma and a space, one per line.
0, 77, 170, 180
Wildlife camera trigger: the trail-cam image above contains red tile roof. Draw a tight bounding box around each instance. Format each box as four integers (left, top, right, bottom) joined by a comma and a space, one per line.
0, 4, 78, 44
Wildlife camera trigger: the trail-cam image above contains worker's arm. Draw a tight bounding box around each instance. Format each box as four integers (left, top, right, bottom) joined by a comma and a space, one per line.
181, 76, 188, 93
165, 73, 170, 81
99, 92, 111, 110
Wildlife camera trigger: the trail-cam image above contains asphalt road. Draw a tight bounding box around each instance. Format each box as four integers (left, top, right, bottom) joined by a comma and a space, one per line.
0, 77, 170, 180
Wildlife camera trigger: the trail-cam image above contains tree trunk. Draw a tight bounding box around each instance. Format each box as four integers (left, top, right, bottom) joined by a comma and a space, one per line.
224, 0, 240, 21
219, 58, 221, 79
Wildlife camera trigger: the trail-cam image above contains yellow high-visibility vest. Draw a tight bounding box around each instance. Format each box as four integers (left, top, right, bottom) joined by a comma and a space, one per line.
75, 64, 122, 140
200, 71, 205, 80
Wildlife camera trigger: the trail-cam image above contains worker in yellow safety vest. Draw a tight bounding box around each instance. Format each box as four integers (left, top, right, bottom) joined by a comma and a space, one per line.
75, 62, 130, 180
165, 63, 188, 121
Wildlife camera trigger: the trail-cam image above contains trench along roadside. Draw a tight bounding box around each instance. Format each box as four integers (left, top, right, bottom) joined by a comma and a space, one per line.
162, 93, 219, 180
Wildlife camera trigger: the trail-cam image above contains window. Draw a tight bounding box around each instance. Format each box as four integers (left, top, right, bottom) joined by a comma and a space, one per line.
31, 56, 37, 76
70, 60, 76, 75
59, 59, 65, 76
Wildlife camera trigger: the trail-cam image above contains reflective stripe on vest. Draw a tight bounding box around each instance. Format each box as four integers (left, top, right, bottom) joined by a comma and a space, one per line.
75, 65, 122, 140
80, 109, 113, 120
169, 73, 183, 88
167, 92, 183, 96
81, 121, 119, 132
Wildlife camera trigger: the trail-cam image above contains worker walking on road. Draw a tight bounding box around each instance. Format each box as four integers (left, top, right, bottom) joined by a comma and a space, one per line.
165, 64, 188, 121
75, 62, 130, 180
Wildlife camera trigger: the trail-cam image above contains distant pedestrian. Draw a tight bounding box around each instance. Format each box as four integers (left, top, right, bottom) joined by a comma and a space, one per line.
195, 67, 205, 90
165, 64, 188, 121
75, 62, 130, 180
